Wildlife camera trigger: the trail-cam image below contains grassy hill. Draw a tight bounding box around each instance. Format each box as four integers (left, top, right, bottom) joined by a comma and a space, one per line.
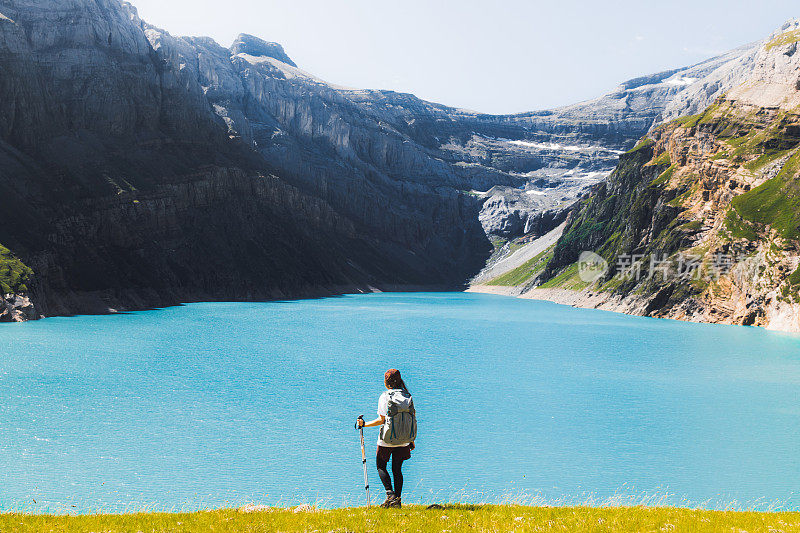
3, 505, 799, 532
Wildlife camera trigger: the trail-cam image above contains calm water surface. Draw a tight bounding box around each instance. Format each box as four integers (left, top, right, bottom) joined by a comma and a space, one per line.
0, 292, 799, 513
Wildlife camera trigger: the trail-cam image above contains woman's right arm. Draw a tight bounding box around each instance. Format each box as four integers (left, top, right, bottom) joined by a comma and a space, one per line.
357, 416, 385, 428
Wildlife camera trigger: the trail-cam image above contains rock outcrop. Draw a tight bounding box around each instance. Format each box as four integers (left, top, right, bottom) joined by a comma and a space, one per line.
230, 34, 297, 67
0, 294, 37, 322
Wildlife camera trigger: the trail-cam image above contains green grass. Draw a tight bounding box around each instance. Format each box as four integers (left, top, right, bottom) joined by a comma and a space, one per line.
538, 262, 592, 291
726, 130, 755, 149
487, 248, 554, 287
675, 102, 800, 169
673, 102, 724, 129
790, 265, 800, 287
599, 274, 624, 292
724, 209, 759, 241
674, 113, 703, 128
507, 239, 529, 254
540, 139, 668, 286
722, 116, 800, 165
784, 264, 800, 301
489, 236, 508, 249
743, 149, 790, 172
625, 138, 654, 154
0, 244, 33, 294
648, 151, 671, 167
679, 220, 703, 232
667, 183, 697, 208
731, 150, 800, 240
2, 506, 799, 532
766, 28, 800, 51
651, 164, 676, 186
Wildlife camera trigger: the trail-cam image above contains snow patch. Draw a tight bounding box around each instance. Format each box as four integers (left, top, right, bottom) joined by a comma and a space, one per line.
584, 171, 612, 180
663, 77, 698, 87
502, 138, 624, 155
562, 170, 612, 181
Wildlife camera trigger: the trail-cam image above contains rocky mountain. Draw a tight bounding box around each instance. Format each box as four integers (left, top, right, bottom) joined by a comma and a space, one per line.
0, 0, 490, 319
341, 46, 762, 240
0, 0, 770, 320
473, 20, 800, 332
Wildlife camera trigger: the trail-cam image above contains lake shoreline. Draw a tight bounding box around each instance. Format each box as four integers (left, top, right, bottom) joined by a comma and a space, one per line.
467, 283, 657, 318
466, 284, 800, 333
13, 284, 466, 323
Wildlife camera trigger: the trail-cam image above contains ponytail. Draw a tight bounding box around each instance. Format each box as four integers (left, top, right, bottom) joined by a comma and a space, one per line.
398, 378, 410, 394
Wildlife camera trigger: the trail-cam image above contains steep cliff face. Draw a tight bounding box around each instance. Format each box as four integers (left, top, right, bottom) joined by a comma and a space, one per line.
0, 0, 485, 318
143, 29, 488, 277
529, 20, 800, 332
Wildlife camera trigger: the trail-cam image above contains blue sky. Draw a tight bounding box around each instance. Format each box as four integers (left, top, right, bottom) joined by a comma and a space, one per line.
130, 0, 798, 114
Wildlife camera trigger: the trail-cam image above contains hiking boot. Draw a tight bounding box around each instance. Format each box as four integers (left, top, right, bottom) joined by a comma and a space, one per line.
379, 492, 397, 508
389, 497, 401, 509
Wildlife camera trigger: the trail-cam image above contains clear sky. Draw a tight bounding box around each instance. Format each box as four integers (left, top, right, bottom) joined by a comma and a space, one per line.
129, 0, 798, 115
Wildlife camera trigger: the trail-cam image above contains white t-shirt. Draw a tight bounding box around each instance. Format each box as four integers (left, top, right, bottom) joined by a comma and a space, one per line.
377, 389, 410, 448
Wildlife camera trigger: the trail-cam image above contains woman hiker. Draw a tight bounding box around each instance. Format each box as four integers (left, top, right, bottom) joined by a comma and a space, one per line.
356, 369, 417, 508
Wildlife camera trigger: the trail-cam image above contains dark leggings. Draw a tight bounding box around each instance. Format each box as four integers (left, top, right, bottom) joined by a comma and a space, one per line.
376, 452, 405, 496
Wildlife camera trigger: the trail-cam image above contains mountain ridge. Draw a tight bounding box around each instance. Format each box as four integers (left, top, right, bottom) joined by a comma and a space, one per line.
0, 0, 778, 321
471, 19, 800, 332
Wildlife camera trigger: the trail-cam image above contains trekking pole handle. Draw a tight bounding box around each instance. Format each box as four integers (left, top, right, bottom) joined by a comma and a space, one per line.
355, 415, 364, 430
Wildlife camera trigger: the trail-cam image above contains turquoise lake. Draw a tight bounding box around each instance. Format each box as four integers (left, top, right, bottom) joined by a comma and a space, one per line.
1, 292, 799, 513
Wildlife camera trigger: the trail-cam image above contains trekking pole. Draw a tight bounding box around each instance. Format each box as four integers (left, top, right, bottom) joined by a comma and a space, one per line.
355, 415, 370, 508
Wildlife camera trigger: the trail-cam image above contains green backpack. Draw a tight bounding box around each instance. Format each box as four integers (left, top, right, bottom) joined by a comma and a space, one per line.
380, 389, 417, 446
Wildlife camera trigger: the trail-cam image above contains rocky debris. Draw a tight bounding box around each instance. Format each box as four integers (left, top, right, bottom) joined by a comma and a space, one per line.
238, 503, 316, 513
0, 294, 38, 322
239, 504, 273, 513
337, 38, 765, 241
291, 504, 315, 513
471, 222, 566, 286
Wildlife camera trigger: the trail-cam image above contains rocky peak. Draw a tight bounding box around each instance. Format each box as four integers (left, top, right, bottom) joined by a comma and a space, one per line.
230, 33, 296, 66
723, 19, 800, 111
774, 18, 800, 37
658, 19, 800, 124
